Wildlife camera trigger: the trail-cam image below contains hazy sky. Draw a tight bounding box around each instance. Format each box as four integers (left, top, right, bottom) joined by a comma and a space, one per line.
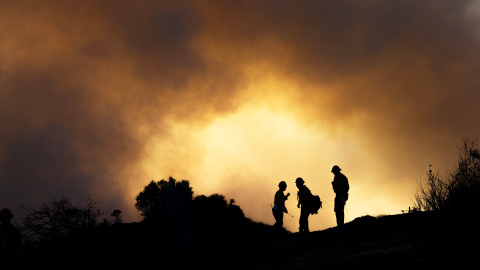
1, 0, 480, 231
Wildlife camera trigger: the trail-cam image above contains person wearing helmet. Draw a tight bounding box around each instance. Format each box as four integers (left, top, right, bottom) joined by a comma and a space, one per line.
331, 165, 350, 227
273, 181, 290, 228
296, 177, 312, 233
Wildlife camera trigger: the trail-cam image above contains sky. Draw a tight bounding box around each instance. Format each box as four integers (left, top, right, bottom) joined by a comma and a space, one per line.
1, 0, 480, 232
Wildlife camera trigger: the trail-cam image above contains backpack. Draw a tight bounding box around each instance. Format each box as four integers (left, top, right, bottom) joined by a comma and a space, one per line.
309, 195, 322, 214
298, 186, 323, 214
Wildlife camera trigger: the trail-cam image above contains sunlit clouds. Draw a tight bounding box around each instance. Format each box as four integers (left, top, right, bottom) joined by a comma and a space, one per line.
1, 0, 480, 231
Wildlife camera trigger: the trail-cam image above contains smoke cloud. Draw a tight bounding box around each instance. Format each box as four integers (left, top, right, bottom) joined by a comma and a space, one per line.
1, 0, 479, 231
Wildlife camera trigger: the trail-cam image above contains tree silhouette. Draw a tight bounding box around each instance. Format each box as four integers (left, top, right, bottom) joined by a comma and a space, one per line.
135, 177, 193, 221
111, 209, 122, 224
134, 181, 161, 219
414, 165, 449, 211
20, 196, 101, 247
134, 177, 249, 245
447, 137, 480, 211
192, 195, 244, 222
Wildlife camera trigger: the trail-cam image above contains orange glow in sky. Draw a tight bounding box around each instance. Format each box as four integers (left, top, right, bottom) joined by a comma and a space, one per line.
1, 0, 479, 232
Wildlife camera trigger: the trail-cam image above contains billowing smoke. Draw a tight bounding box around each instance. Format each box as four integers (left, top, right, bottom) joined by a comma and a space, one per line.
1, 0, 479, 231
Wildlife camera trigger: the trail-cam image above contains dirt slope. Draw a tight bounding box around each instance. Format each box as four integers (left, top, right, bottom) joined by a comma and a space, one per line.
19, 211, 476, 269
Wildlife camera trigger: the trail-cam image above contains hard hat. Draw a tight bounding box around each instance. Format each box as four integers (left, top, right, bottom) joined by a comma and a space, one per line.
295, 177, 304, 184
278, 181, 287, 188
331, 165, 341, 172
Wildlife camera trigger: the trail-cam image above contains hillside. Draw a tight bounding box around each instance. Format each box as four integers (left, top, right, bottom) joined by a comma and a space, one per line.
18, 210, 476, 269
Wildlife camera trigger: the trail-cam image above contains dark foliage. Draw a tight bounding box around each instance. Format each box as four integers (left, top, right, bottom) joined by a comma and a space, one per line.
447, 137, 480, 211
19, 196, 101, 249
415, 137, 480, 212
134, 177, 253, 246
191, 194, 246, 242
414, 167, 449, 211
135, 177, 193, 221
111, 209, 122, 224
18, 178, 278, 270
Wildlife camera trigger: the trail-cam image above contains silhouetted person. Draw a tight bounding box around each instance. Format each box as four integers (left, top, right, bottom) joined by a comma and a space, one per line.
0, 208, 21, 269
273, 181, 290, 228
331, 165, 349, 227
296, 177, 312, 233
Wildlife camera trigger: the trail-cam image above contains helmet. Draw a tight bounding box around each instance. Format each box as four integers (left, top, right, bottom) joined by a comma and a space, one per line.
295, 177, 304, 184
331, 165, 341, 172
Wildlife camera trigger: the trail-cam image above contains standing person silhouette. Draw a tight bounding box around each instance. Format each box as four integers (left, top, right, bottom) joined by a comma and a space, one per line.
0, 208, 22, 269
331, 165, 349, 227
296, 177, 312, 233
273, 181, 290, 229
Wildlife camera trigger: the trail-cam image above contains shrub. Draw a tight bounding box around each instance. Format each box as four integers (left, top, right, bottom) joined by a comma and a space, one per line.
414, 137, 480, 212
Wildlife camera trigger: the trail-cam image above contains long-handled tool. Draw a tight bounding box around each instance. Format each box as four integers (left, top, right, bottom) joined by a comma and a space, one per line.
272, 204, 294, 217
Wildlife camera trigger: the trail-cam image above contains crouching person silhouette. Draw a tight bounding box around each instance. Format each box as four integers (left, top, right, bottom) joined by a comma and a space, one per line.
331, 165, 350, 227
273, 181, 290, 228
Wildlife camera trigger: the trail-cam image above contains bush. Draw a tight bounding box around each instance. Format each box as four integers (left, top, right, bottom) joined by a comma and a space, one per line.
135, 177, 193, 221
414, 137, 480, 212
20, 196, 101, 248
414, 166, 449, 211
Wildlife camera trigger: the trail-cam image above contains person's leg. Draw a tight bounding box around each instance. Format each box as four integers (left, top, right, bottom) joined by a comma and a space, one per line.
273, 209, 282, 228
299, 209, 305, 232
300, 207, 309, 232
336, 210, 344, 226
334, 196, 345, 226
278, 211, 284, 228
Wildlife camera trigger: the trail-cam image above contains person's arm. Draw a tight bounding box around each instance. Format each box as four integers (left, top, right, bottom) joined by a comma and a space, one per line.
297, 192, 301, 208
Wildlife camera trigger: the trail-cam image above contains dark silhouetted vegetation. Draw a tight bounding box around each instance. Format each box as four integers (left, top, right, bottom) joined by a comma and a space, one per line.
18, 177, 278, 269
19, 196, 101, 249
110, 209, 122, 224
133, 177, 254, 245
15, 147, 480, 270
414, 137, 480, 212
135, 177, 193, 221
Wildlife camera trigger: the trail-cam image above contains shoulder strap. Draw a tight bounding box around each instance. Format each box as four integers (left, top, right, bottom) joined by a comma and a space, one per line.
305, 186, 312, 196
